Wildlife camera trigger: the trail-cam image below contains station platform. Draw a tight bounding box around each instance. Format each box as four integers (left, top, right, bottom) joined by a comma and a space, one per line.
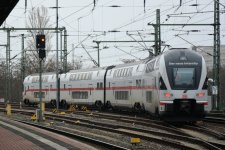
0, 125, 43, 150
0, 116, 98, 150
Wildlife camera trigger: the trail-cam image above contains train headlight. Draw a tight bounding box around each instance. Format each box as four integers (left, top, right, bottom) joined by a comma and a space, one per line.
164, 92, 173, 98
196, 92, 205, 97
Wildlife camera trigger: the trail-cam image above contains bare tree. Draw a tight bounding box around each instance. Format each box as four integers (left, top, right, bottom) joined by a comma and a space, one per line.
25, 6, 53, 74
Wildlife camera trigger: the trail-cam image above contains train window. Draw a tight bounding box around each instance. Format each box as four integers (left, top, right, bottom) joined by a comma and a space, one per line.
43, 76, 48, 82
69, 74, 73, 81
107, 70, 112, 76
80, 74, 83, 80
146, 60, 156, 73
121, 69, 124, 76
117, 69, 121, 77
70, 74, 73, 80
64, 84, 66, 89
202, 77, 208, 90
72, 92, 80, 99
126, 69, 129, 76
97, 83, 99, 89
121, 69, 125, 76
115, 91, 129, 100
86, 73, 89, 79
146, 91, 152, 103
173, 68, 195, 89
88, 72, 92, 80
136, 65, 140, 71
129, 67, 133, 76
115, 70, 118, 77
136, 79, 141, 87
72, 91, 88, 99
77, 74, 80, 80
34, 92, 45, 98
120, 69, 124, 76
123, 69, 126, 76
100, 82, 103, 88
159, 77, 167, 90
120, 69, 123, 77
113, 70, 117, 77
83, 73, 85, 80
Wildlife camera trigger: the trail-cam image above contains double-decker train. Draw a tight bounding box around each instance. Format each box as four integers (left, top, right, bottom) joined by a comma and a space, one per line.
23, 48, 209, 121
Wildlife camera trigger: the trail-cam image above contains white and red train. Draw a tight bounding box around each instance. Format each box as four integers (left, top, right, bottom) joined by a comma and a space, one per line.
23, 48, 209, 120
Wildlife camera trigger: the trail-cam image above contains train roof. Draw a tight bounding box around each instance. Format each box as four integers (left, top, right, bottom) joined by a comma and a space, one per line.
27, 72, 56, 76
68, 67, 105, 73
111, 59, 153, 69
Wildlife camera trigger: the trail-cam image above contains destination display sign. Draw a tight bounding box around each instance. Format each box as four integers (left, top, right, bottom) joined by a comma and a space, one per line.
168, 62, 199, 66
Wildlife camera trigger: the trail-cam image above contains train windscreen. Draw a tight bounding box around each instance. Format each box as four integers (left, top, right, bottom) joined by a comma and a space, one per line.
173, 68, 195, 89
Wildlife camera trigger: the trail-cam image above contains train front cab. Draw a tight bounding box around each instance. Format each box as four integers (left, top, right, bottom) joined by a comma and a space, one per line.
158, 49, 209, 121
158, 73, 209, 121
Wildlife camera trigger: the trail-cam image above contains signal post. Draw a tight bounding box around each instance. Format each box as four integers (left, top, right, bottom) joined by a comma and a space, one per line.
36, 34, 46, 122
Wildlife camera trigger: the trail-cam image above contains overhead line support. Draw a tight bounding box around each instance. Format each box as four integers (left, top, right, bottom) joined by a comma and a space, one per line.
213, 0, 221, 110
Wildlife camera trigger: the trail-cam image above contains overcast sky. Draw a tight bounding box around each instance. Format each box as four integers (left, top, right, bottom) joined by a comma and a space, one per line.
0, 0, 225, 67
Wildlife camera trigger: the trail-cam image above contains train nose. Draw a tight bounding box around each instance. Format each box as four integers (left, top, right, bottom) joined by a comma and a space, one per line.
174, 99, 196, 115
180, 101, 191, 114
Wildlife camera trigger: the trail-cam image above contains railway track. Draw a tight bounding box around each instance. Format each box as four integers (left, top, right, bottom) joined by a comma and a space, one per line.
1, 108, 224, 150
0, 116, 128, 150
1, 103, 225, 149
204, 117, 225, 124
177, 124, 225, 149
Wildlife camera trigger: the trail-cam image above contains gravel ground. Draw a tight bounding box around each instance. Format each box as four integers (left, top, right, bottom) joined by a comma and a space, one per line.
199, 121, 225, 134
0, 112, 179, 150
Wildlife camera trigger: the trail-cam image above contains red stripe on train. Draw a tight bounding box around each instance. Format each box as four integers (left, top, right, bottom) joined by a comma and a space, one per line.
25, 85, 157, 93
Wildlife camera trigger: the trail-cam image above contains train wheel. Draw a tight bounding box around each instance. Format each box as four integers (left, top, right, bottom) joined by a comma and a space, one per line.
106, 101, 112, 109
133, 103, 141, 113
95, 101, 103, 111
50, 100, 56, 108
24, 99, 29, 105
154, 107, 160, 120
60, 100, 67, 109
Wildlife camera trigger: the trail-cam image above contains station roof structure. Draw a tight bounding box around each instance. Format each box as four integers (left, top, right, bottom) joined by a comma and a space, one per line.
0, 0, 19, 26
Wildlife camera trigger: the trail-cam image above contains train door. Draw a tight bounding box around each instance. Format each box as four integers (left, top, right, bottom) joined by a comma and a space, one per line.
88, 83, 93, 105
145, 76, 155, 112
45, 85, 49, 102
128, 80, 133, 108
